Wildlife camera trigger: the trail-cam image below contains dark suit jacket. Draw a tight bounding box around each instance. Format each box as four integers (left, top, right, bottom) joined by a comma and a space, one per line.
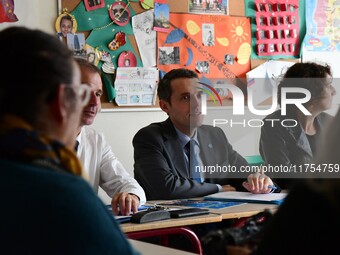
133, 118, 249, 200
259, 110, 333, 189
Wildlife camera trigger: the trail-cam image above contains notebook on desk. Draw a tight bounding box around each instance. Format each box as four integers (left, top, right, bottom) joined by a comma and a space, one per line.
204, 191, 287, 205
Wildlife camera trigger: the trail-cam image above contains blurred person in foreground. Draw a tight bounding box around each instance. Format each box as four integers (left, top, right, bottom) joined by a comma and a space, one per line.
0, 27, 139, 255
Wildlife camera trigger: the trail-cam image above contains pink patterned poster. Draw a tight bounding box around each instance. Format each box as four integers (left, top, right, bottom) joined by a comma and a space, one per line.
254, 0, 300, 57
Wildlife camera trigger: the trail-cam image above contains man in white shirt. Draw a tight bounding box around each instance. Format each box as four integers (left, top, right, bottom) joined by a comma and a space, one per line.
75, 58, 146, 216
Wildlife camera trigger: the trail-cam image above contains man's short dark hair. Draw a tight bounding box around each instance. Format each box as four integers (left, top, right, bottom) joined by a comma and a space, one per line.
157, 68, 198, 103
277, 62, 332, 111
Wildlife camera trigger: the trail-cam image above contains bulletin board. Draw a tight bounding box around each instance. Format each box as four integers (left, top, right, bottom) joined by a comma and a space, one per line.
58, 0, 294, 109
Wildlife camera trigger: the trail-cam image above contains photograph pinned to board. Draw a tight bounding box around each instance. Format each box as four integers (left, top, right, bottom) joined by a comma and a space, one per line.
153, 2, 170, 32
158, 47, 180, 65
66, 33, 86, 57
202, 24, 215, 46
118, 51, 137, 67
189, 0, 229, 15
86, 44, 100, 66
84, 0, 105, 11
55, 11, 77, 41
196, 60, 210, 74
114, 67, 159, 106
109, 1, 130, 26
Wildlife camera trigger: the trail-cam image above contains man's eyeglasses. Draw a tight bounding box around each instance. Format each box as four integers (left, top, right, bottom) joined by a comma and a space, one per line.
67, 84, 91, 107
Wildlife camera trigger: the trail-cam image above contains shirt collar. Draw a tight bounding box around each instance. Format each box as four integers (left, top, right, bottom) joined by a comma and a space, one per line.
76, 126, 85, 144
174, 127, 199, 147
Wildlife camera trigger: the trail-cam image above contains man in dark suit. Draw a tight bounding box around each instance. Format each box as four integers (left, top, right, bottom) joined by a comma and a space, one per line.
133, 68, 276, 200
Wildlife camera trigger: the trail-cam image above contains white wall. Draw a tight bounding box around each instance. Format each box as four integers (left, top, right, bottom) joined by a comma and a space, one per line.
92, 109, 167, 174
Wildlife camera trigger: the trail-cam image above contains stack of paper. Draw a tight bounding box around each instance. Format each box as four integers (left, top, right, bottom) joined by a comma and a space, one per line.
204, 191, 287, 205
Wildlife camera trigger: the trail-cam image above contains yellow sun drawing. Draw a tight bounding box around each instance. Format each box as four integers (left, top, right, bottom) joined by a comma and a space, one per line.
231, 19, 249, 43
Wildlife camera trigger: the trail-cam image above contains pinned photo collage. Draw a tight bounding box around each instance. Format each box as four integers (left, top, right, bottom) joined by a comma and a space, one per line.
114, 67, 159, 106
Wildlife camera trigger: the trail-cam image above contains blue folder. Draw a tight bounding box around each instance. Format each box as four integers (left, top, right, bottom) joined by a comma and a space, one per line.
107, 205, 151, 223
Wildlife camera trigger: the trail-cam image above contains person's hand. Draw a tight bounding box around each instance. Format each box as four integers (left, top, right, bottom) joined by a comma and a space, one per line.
111, 192, 140, 216
242, 171, 273, 194
221, 184, 236, 192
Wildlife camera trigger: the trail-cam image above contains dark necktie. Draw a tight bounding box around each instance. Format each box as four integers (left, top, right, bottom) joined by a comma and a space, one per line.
185, 140, 202, 183
74, 140, 79, 152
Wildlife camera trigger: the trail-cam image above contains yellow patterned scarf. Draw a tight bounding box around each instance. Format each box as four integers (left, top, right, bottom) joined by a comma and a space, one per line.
0, 115, 85, 178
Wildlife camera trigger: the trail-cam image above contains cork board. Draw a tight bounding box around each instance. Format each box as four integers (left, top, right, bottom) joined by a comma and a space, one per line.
59, 0, 283, 109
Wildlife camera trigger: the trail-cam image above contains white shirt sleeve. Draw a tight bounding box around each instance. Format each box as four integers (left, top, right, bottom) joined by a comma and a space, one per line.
77, 127, 146, 205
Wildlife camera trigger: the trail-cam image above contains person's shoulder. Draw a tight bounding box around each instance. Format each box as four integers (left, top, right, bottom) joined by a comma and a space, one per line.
198, 124, 227, 139
199, 124, 223, 133
262, 109, 282, 120
0, 158, 92, 192
134, 120, 168, 137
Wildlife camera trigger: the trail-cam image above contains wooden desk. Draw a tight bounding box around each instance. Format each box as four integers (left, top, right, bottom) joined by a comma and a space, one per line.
123, 202, 277, 255
121, 213, 222, 233
129, 239, 197, 255
121, 202, 277, 232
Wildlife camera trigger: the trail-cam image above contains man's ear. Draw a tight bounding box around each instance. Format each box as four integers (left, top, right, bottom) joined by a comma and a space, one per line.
159, 99, 170, 114
51, 85, 68, 123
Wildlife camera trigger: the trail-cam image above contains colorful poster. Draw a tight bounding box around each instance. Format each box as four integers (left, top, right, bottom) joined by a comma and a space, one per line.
157, 13, 252, 82
114, 67, 159, 106
245, 0, 306, 59
304, 0, 340, 51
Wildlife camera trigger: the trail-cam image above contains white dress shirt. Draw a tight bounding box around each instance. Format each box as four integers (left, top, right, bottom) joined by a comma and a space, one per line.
77, 126, 146, 204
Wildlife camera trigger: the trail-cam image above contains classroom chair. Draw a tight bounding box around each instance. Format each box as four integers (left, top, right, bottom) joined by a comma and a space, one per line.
127, 226, 203, 255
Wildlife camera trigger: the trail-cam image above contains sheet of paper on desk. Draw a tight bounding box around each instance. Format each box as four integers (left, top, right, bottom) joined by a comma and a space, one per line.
157, 199, 245, 209
204, 191, 287, 205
